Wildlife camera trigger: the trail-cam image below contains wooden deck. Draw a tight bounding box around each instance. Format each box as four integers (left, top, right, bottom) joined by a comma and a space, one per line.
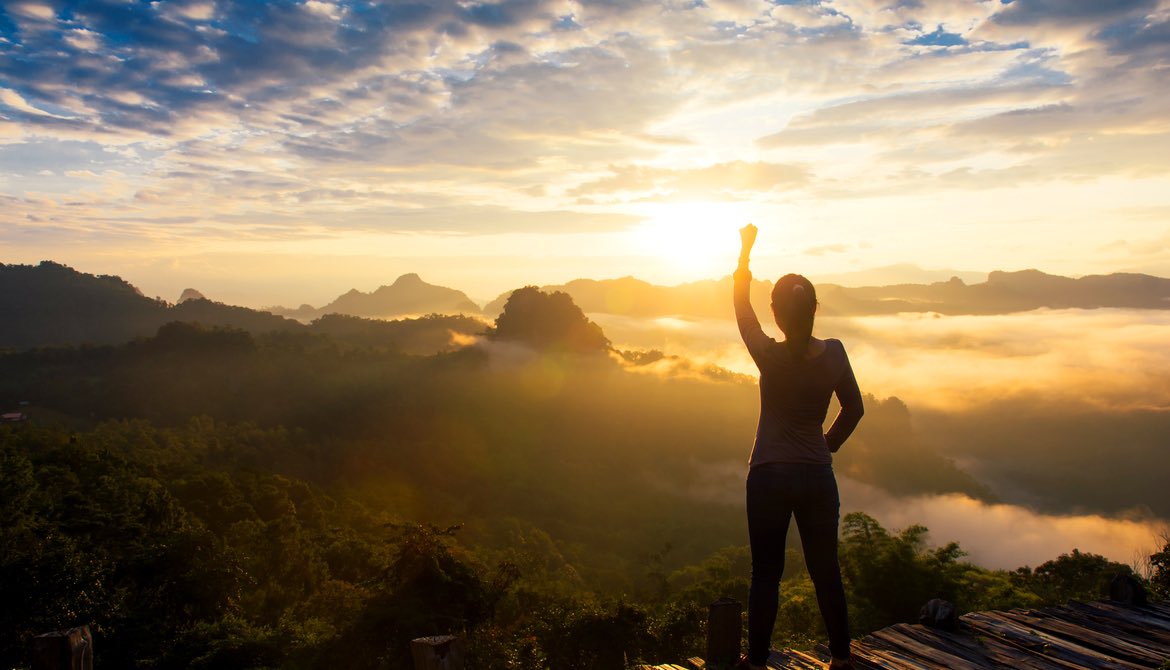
640, 600, 1170, 669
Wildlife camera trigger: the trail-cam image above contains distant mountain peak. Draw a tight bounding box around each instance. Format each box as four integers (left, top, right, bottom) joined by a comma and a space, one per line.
275, 273, 482, 320
178, 288, 206, 303
392, 272, 424, 285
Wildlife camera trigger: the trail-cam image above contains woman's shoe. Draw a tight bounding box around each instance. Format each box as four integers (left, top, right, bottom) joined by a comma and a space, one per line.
828, 656, 855, 670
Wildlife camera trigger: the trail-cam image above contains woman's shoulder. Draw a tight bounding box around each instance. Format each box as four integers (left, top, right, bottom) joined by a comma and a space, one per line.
824, 337, 851, 357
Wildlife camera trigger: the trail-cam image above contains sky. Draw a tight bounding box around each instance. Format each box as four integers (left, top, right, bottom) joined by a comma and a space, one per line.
2, 0, 1170, 307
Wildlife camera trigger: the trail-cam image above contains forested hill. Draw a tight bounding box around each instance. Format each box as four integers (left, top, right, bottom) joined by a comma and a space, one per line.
0, 262, 484, 352
482, 270, 1170, 318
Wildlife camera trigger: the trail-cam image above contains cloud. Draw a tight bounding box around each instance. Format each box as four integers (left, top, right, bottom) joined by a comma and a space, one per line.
7, 3, 56, 21
593, 306, 1170, 415
1, 0, 1168, 280
0, 87, 73, 119
989, 0, 1158, 28
685, 456, 1167, 570
842, 481, 1168, 570
804, 243, 851, 256
569, 160, 809, 199
822, 309, 1170, 414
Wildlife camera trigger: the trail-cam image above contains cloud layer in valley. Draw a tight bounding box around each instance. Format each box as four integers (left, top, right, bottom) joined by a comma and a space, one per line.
689, 458, 1167, 571
843, 481, 1168, 571
603, 305, 1170, 545
598, 307, 1170, 413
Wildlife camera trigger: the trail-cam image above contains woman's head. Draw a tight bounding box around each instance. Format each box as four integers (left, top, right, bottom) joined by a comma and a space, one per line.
771, 273, 817, 359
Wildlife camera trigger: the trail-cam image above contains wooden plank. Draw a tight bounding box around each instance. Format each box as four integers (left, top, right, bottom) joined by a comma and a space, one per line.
998, 609, 1168, 666
1070, 601, 1170, 635
765, 649, 806, 669
854, 644, 950, 670
814, 642, 893, 670
1142, 602, 1170, 618
875, 622, 1001, 668
867, 625, 988, 670
1042, 604, 1170, 649
959, 629, 1090, 670
963, 611, 1141, 670
641, 601, 1170, 670
846, 650, 899, 670
767, 649, 825, 669
787, 649, 828, 667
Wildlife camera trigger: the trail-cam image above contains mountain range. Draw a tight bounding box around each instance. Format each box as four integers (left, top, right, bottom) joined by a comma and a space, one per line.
482, 270, 1170, 318
267, 273, 480, 321
0, 262, 482, 353
4, 261, 1170, 351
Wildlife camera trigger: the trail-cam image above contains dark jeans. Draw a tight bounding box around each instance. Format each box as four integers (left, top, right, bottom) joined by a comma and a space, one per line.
746, 462, 850, 664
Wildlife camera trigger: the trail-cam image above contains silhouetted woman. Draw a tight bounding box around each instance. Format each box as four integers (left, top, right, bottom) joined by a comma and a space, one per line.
734, 224, 863, 670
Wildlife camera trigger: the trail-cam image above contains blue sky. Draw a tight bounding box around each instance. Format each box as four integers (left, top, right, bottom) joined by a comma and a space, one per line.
2, 0, 1169, 305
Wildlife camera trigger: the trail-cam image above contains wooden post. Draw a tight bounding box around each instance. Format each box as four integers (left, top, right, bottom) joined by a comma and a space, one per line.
411, 634, 463, 670
31, 626, 93, 670
706, 597, 742, 668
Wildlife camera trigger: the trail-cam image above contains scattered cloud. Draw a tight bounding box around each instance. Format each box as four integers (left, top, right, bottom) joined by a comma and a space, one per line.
570, 161, 810, 199
0, 0, 1167, 299
804, 242, 851, 256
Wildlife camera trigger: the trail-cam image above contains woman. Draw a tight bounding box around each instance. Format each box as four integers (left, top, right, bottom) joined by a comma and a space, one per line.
734, 224, 863, 670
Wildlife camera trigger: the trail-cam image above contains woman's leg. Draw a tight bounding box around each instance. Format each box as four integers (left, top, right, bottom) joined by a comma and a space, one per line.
746, 466, 794, 666
793, 469, 851, 660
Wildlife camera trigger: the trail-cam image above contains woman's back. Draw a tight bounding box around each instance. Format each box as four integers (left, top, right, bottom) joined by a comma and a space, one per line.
746, 336, 858, 465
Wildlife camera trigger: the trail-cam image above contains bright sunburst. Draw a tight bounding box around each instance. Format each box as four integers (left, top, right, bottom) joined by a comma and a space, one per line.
627, 201, 749, 280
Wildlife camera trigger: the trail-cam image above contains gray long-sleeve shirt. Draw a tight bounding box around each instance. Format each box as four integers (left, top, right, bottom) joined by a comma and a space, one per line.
734, 268, 864, 466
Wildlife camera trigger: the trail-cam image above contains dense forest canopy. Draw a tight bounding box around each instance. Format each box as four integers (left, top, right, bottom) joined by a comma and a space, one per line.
2, 282, 1168, 669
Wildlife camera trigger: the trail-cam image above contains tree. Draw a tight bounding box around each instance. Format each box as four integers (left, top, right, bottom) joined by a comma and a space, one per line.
1150, 539, 1170, 598
490, 287, 610, 354
1016, 549, 1136, 605
838, 512, 1037, 634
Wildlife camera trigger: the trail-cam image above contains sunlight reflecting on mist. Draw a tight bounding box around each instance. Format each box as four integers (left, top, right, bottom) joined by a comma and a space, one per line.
832, 309, 1170, 412
843, 479, 1169, 571
682, 459, 1166, 571
594, 308, 1170, 412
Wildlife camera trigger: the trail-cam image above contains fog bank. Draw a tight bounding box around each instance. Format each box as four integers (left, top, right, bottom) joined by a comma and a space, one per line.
841, 478, 1167, 571
595, 308, 1170, 413
686, 459, 1165, 571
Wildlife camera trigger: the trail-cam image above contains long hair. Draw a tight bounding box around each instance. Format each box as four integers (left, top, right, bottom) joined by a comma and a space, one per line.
771, 273, 817, 360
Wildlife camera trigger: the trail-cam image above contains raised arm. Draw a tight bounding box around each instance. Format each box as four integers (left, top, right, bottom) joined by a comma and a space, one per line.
734, 224, 770, 360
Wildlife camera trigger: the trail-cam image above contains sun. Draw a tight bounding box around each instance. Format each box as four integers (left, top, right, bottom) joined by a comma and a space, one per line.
628, 201, 747, 279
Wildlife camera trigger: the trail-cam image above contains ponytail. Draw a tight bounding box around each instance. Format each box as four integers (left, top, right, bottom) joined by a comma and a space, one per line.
771, 274, 817, 360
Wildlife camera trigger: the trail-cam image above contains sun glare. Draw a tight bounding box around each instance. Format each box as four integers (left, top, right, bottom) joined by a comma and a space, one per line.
628, 202, 747, 280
